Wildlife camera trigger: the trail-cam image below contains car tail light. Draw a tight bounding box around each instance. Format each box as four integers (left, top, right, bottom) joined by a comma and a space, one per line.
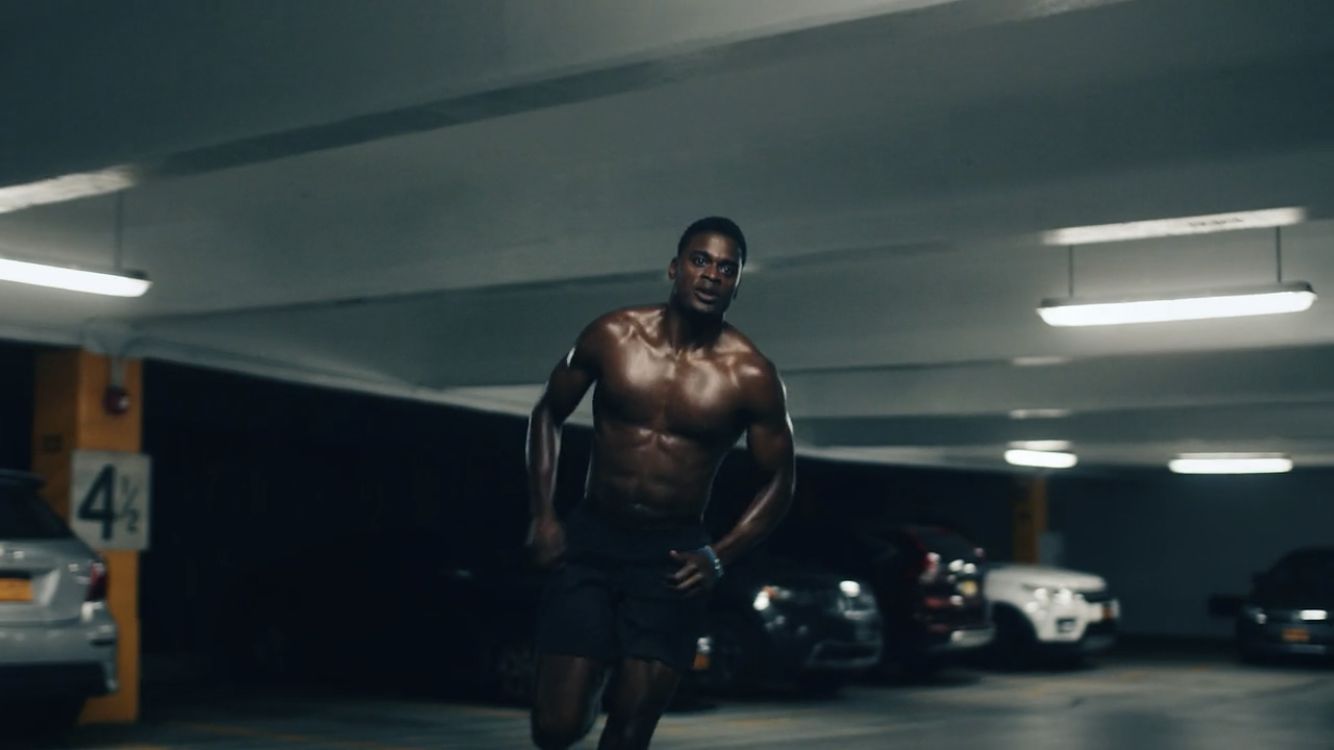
904, 534, 943, 583
918, 552, 941, 583
87, 561, 108, 601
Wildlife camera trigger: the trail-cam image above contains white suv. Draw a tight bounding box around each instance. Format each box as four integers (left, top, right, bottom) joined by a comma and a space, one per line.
984, 564, 1119, 666
0, 470, 119, 731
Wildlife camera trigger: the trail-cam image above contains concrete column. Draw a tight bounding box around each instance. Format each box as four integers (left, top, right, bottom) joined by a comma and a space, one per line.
31, 349, 143, 724
1012, 475, 1047, 564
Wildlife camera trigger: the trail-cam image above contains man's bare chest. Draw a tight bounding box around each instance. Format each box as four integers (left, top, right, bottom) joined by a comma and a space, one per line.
596, 346, 744, 436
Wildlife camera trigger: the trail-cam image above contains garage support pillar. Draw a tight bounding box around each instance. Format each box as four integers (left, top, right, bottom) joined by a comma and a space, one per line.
1012, 475, 1047, 564
31, 349, 142, 724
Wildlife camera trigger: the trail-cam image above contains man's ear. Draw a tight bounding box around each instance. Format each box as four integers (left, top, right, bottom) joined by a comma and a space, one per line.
732, 274, 742, 300
667, 257, 678, 281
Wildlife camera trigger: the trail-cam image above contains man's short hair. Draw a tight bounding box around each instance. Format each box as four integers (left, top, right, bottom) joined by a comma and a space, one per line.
678, 217, 747, 266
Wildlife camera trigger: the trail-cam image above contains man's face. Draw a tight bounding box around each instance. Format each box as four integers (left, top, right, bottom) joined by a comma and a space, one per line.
669, 231, 742, 317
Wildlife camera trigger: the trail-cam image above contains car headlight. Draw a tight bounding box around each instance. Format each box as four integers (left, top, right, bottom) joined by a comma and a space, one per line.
1022, 585, 1074, 604
753, 585, 798, 611
1241, 605, 1268, 624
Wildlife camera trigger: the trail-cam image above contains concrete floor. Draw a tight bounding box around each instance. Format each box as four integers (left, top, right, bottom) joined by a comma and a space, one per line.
31, 650, 1334, 749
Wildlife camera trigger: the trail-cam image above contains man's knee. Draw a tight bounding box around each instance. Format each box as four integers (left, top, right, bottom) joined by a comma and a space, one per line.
531, 706, 596, 749
598, 711, 660, 750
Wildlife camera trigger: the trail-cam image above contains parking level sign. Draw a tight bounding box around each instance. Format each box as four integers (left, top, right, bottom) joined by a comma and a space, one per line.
70, 451, 151, 551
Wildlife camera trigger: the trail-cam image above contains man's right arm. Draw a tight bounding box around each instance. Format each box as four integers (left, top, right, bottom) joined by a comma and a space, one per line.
525, 319, 604, 567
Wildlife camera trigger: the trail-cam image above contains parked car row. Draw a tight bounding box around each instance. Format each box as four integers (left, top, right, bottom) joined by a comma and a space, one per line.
208, 517, 1128, 702
738, 522, 1121, 684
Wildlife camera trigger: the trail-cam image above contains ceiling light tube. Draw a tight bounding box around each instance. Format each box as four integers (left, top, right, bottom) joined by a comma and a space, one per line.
1008, 408, 1072, 420
1005, 449, 1078, 469
1043, 207, 1305, 245
0, 167, 137, 215
0, 257, 151, 297
1168, 453, 1292, 474
1009, 440, 1072, 452
1037, 282, 1315, 327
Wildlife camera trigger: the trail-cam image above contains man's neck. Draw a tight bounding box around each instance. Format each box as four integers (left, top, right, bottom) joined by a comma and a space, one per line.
663, 299, 723, 352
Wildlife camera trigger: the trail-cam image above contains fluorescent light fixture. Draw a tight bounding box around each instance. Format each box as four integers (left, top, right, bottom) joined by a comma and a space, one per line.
1009, 408, 1071, 420
0, 167, 137, 215
1038, 282, 1315, 327
1299, 610, 1328, 622
1009, 440, 1072, 452
1011, 355, 1070, 367
0, 257, 151, 297
1005, 449, 1078, 469
1043, 207, 1305, 245
1168, 453, 1292, 474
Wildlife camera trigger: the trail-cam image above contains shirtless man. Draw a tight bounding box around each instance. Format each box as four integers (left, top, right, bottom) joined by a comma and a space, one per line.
526, 216, 795, 750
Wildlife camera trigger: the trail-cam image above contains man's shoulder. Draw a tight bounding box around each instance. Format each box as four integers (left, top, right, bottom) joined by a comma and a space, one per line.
580, 305, 662, 341
718, 325, 779, 381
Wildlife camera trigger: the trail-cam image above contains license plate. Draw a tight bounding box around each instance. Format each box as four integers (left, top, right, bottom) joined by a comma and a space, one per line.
1282, 627, 1310, 644
0, 578, 32, 602
958, 580, 978, 597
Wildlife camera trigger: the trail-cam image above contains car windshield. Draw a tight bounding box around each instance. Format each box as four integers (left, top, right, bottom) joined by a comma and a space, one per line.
1265, 551, 1334, 596
0, 483, 72, 540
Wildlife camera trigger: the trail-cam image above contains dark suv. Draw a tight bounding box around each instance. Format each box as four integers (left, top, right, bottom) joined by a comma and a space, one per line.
1236, 547, 1334, 660
808, 524, 993, 675
694, 553, 882, 694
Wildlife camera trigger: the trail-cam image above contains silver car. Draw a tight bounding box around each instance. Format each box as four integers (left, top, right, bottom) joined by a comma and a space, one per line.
0, 470, 118, 729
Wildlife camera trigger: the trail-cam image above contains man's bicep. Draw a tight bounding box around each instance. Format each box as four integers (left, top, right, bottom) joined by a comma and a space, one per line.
746, 371, 795, 472
747, 413, 794, 472
538, 323, 605, 420
540, 357, 592, 416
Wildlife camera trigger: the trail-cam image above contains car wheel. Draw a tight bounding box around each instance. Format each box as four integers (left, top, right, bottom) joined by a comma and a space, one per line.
990, 606, 1037, 671
900, 653, 941, 680
1237, 643, 1266, 665
494, 640, 536, 705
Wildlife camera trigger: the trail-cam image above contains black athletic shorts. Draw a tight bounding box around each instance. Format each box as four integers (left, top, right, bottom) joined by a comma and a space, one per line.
535, 504, 710, 673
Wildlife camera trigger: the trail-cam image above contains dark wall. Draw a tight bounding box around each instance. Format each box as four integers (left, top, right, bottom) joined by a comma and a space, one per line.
762, 460, 1018, 562
1051, 470, 1334, 637
0, 340, 34, 471
140, 361, 533, 655
138, 361, 1023, 661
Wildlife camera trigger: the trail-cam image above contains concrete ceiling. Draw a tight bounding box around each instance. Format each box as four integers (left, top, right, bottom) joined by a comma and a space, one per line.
3, 0, 1334, 473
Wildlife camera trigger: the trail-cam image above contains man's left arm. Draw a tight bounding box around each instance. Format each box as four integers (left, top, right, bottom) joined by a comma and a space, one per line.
669, 360, 794, 594
712, 364, 796, 568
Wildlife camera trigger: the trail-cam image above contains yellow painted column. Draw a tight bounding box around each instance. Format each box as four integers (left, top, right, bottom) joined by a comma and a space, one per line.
31, 349, 143, 724
1012, 475, 1047, 564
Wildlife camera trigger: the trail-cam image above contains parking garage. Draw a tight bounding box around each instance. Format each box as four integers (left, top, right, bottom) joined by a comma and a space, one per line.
2, 2, 1333, 748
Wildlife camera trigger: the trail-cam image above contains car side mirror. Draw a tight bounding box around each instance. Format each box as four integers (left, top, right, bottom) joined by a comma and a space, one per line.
1207, 594, 1244, 618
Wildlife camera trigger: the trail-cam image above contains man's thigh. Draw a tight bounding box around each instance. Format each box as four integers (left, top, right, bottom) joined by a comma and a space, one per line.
532, 654, 609, 743
536, 560, 617, 663
616, 564, 707, 673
